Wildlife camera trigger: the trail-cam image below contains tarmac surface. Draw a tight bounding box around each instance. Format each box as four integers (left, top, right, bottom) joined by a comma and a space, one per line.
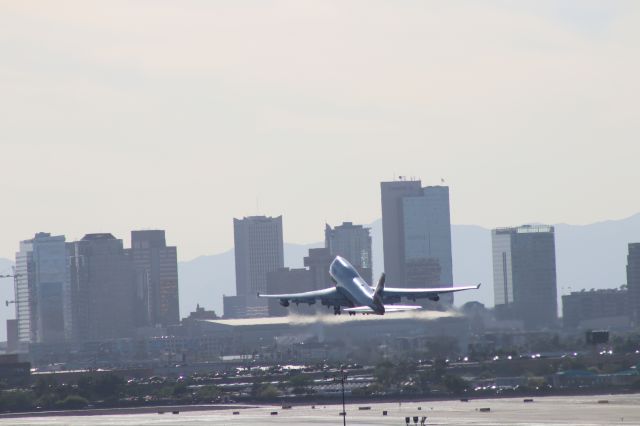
2, 394, 639, 425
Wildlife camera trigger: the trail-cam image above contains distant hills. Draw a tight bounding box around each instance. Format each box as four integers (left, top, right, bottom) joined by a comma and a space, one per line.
178, 213, 640, 317
1, 213, 639, 341
177, 242, 322, 318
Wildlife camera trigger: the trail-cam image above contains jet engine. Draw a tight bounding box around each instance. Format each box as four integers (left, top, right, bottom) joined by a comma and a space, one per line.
280, 299, 290, 307
428, 295, 440, 302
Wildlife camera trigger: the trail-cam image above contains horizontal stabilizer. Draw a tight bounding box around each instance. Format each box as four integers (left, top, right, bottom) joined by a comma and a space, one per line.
344, 305, 422, 313
384, 305, 422, 312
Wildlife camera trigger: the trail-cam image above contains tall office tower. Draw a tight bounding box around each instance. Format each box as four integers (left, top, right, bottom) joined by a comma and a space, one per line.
627, 243, 640, 323
127, 230, 179, 327
380, 179, 454, 303
380, 179, 422, 286
325, 222, 373, 283
6, 319, 18, 353
304, 248, 333, 290
67, 234, 135, 341
491, 225, 558, 329
233, 216, 284, 317
14, 233, 71, 346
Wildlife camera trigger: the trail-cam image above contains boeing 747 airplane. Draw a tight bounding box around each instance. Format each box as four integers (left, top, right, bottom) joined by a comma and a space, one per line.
258, 256, 479, 315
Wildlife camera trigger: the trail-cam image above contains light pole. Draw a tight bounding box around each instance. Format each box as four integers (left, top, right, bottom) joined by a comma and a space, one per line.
338, 368, 347, 426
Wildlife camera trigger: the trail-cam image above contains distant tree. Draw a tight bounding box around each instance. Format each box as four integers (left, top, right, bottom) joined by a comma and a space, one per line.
0, 390, 35, 412
77, 373, 125, 401
373, 360, 396, 388
33, 377, 55, 398
442, 374, 469, 395
415, 371, 431, 393
288, 374, 313, 394
172, 382, 189, 397
194, 385, 221, 402
255, 383, 280, 399
288, 374, 312, 388
559, 358, 586, 372
55, 395, 89, 410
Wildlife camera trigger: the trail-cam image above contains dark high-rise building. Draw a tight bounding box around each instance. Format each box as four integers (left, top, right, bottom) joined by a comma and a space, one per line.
14, 233, 71, 346
266, 267, 314, 316
304, 248, 333, 290
380, 179, 454, 303
325, 222, 372, 283
627, 243, 640, 323
6, 320, 18, 353
127, 230, 179, 327
233, 216, 284, 317
380, 179, 422, 286
492, 225, 558, 329
562, 288, 629, 329
68, 234, 135, 341
222, 295, 246, 319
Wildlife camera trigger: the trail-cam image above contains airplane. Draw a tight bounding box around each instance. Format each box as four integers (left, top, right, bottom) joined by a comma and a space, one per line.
258, 255, 480, 315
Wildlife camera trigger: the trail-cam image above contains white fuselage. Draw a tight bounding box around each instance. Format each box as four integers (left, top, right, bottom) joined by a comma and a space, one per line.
329, 256, 385, 314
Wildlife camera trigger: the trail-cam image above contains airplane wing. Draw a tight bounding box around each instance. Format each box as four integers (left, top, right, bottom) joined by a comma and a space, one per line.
383, 283, 481, 301
257, 287, 347, 305
344, 305, 422, 313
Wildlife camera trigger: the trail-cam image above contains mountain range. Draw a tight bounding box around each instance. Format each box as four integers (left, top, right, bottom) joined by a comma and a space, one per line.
1, 213, 640, 341
177, 213, 640, 317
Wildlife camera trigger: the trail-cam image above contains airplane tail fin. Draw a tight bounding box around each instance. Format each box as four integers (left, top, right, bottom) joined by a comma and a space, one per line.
374, 273, 385, 297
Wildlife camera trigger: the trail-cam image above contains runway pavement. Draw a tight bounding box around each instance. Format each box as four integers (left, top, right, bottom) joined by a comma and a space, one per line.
3, 394, 639, 425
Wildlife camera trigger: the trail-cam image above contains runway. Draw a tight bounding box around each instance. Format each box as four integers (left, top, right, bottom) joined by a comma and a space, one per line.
2, 394, 639, 425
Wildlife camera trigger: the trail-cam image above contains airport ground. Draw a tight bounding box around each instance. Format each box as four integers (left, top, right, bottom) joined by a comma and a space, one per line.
1, 394, 639, 425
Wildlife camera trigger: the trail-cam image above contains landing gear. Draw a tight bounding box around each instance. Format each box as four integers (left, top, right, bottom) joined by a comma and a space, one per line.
349, 311, 355, 316
333, 306, 341, 315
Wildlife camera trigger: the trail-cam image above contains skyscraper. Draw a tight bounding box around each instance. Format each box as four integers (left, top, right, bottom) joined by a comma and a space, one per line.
325, 222, 372, 283
627, 243, 640, 324
304, 247, 333, 290
127, 230, 179, 327
233, 215, 284, 317
68, 234, 135, 341
492, 225, 558, 329
14, 233, 71, 346
380, 179, 454, 303
380, 179, 422, 286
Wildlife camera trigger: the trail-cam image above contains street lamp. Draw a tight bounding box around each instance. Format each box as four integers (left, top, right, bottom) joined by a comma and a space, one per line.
337, 368, 347, 426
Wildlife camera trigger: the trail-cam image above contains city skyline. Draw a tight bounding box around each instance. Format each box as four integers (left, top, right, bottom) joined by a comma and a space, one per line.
2, 1, 640, 261
2, 2, 640, 416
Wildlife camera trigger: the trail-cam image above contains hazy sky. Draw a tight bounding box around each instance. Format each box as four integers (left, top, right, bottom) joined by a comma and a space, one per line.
1, 1, 639, 261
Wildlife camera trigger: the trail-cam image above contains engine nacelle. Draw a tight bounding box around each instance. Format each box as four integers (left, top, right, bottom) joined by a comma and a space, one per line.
429, 295, 440, 302
280, 299, 290, 307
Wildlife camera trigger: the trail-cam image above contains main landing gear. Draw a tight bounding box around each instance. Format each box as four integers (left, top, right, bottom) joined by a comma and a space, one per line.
333, 306, 341, 315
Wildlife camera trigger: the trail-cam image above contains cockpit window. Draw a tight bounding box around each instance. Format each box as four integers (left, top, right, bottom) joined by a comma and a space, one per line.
331, 259, 358, 283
